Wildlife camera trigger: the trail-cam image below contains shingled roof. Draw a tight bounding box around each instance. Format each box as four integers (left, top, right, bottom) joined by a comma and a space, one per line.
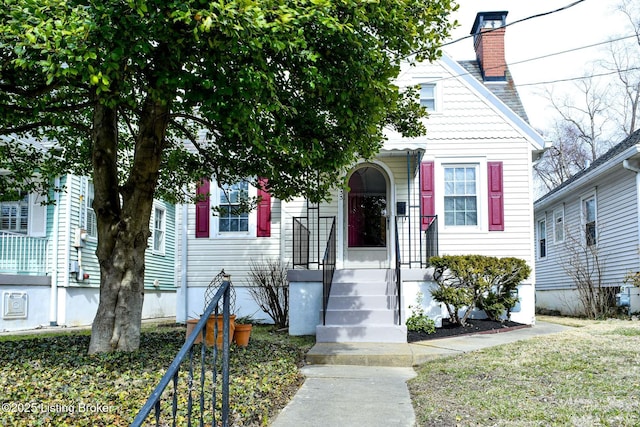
457, 59, 530, 124
535, 128, 640, 205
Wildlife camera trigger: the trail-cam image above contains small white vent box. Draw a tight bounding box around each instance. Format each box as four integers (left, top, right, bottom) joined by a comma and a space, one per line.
3, 292, 28, 319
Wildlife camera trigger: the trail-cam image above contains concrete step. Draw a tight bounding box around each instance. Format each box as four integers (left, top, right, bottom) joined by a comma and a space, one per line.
326, 295, 398, 310
305, 343, 415, 367
324, 308, 398, 325
316, 324, 407, 343
329, 281, 392, 296
333, 269, 395, 283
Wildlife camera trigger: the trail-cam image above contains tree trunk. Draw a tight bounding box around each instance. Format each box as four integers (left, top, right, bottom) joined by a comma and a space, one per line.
88, 95, 170, 354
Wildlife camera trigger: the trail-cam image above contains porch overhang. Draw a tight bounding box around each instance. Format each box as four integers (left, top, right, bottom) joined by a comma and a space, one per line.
376, 145, 424, 177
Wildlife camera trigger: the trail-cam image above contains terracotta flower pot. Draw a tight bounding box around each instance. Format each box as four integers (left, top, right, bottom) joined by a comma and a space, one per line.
186, 314, 236, 348
233, 323, 253, 347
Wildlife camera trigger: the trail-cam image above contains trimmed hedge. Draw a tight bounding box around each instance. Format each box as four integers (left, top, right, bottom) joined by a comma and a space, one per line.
430, 255, 530, 326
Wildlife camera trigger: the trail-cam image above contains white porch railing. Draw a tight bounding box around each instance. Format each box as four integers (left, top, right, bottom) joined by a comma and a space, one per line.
0, 231, 49, 275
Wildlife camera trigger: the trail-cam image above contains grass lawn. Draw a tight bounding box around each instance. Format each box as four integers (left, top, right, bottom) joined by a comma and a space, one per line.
409, 318, 640, 426
0, 323, 314, 426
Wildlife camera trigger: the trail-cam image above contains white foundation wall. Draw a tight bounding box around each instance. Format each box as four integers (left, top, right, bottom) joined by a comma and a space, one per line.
61, 288, 177, 327
288, 281, 322, 336
401, 269, 535, 326
0, 285, 51, 331
0, 285, 176, 332
285, 269, 535, 338
536, 289, 586, 316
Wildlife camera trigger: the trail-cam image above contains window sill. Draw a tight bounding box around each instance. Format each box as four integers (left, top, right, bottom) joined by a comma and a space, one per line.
212, 233, 257, 240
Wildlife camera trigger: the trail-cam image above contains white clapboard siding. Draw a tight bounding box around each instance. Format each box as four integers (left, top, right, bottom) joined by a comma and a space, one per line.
182, 53, 540, 289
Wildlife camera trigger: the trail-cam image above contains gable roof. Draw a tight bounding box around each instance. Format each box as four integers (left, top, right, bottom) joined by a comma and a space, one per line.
457, 60, 529, 124
440, 54, 545, 151
535, 128, 640, 207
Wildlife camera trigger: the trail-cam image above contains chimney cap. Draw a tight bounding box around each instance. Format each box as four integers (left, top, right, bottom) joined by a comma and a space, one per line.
471, 11, 508, 35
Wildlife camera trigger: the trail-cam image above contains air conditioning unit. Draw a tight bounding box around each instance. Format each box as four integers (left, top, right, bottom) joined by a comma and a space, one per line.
616, 285, 640, 313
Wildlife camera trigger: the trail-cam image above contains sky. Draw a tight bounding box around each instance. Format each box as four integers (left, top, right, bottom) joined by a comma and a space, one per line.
442, 0, 633, 130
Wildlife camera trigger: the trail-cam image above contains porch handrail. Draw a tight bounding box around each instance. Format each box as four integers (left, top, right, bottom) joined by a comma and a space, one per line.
0, 231, 48, 275
422, 216, 439, 265
292, 217, 310, 268
321, 218, 336, 325
292, 216, 335, 270
131, 275, 232, 427
394, 218, 402, 325
395, 215, 438, 268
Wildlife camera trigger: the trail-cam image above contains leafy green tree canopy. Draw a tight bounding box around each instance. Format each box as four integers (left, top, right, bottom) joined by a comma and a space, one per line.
0, 0, 458, 353
2, 0, 457, 201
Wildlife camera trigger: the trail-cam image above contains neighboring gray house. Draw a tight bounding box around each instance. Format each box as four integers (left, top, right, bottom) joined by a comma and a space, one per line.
0, 173, 177, 331
534, 129, 640, 315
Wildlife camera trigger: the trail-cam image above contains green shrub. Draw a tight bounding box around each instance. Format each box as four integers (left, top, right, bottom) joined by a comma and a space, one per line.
406, 292, 436, 334
430, 255, 530, 326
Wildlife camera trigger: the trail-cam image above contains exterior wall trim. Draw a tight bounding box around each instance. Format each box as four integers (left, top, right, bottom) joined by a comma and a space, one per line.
0, 275, 51, 286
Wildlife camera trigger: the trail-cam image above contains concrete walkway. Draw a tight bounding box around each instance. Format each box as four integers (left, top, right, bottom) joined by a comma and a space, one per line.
270, 321, 572, 427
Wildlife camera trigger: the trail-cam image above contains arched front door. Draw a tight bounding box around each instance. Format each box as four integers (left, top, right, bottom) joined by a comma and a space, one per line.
345, 165, 389, 267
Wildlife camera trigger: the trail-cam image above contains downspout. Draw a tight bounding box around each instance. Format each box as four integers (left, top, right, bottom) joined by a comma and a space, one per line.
623, 160, 640, 261
49, 177, 60, 326
279, 201, 286, 264
59, 175, 73, 325
181, 203, 188, 323
406, 151, 411, 264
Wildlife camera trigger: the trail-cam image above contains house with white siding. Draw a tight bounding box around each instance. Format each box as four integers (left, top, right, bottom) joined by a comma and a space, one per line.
0, 173, 177, 331
534, 129, 640, 316
177, 11, 545, 342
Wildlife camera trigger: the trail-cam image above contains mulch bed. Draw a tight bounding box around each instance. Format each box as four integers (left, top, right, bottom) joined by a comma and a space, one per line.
407, 318, 529, 343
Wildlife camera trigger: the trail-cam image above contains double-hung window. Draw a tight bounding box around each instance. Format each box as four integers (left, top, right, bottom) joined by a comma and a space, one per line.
0, 194, 28, 233
443, 165, 478, 226
553, 208, 564, 243
583, 196, 597, 246
538, 219, 547, 258
420, 83, 437, 111
153, 205, 166, 254
196, 178, 266, 239
218, 182, 249, 233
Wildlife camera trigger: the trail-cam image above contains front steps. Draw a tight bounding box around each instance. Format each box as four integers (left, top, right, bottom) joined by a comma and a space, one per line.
315, 269, 407, 343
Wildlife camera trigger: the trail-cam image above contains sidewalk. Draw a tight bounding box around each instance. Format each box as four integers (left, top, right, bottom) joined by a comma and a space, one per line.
270, 321, 572, 427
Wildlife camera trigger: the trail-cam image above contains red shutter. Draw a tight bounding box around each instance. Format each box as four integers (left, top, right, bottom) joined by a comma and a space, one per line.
195, 179, 210, 238
420, 161, 435, 230
257, 178, 271, 237
487, 162, 504, 231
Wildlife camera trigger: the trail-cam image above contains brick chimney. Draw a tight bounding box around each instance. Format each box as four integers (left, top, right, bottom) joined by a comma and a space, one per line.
471, 11, 508, 81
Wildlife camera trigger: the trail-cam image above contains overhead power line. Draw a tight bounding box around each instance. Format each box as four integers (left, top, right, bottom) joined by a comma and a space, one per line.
517, 66, 640, 87
507, 34, 638, 69
441, 0, 588, 48
429, 33, 638, 88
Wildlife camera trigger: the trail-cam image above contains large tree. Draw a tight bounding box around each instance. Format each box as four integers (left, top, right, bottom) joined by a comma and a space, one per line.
533, 120, 591, 194
0, 0, 457, 353
534, 0, 640, 194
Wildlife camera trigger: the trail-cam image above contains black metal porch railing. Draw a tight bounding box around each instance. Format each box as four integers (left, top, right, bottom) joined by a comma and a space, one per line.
395, 215, 439, 268
394, 218, 402, 325
322, 218, 337, 325
131, 275, 232, 427
292, 216, 336, 269
292, 217, 310, 268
